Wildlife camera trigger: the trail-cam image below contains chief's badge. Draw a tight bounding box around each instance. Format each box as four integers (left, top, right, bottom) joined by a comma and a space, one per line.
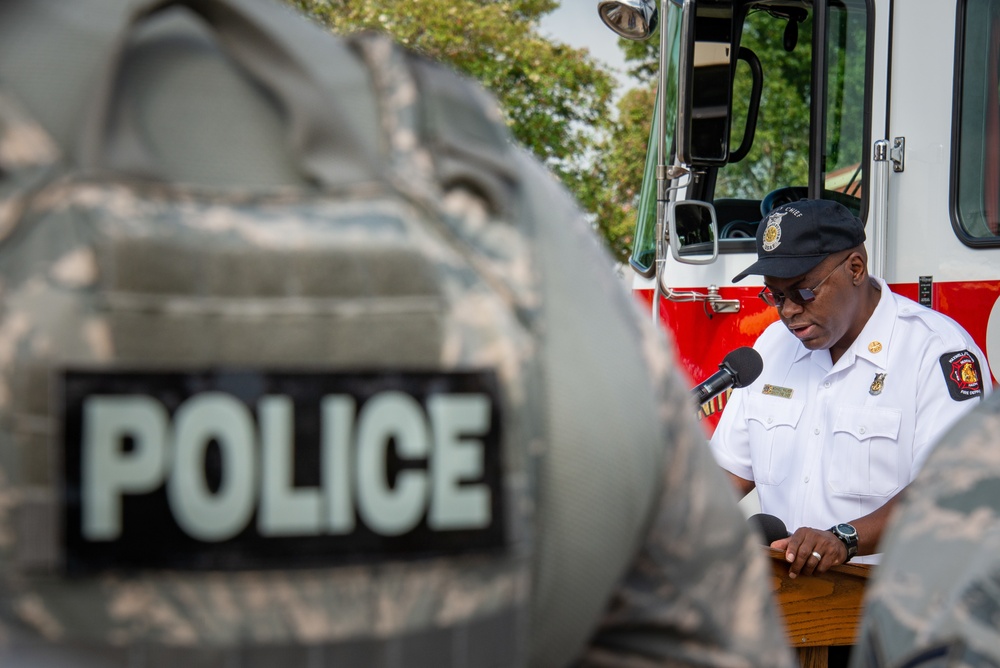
869, 372, 886, 396
939, 350, 984, 401
761, 211, 787, 252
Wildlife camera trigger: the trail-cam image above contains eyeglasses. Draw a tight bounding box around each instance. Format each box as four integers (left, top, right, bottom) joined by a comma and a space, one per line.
758, 256, 852, 308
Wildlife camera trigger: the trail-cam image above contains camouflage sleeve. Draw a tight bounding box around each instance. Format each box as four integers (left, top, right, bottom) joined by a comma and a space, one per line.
854, 391, 1000, 667
578, 362, 796, 668
503, 146, 794, 668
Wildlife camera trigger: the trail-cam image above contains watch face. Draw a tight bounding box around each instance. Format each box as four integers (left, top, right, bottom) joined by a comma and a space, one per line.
837, 523, 858, 538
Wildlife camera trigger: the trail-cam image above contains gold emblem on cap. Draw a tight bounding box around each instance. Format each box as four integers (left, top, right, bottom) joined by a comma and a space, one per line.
761, 211, 786, 252
868, 341, 882, 353
870, 372, 886, 396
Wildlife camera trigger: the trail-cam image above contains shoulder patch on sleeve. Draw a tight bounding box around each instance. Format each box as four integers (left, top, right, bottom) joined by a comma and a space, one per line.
939, 350, 985, 401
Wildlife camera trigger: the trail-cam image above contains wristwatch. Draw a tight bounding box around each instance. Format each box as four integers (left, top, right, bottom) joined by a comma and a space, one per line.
829, 523, 859, 562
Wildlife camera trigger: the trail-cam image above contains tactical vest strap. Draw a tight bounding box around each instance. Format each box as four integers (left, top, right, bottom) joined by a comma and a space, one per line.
348, 33, 519, 218
75, 0, 380, 187
0, 605, 521, 668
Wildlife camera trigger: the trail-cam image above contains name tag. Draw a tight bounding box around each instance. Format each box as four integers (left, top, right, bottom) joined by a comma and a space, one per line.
62, 370, 505, 574
761, 384, 794, 399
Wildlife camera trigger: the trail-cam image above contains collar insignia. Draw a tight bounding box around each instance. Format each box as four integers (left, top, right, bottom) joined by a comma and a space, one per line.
869, 372, 886, 396
868, 341, 882, 354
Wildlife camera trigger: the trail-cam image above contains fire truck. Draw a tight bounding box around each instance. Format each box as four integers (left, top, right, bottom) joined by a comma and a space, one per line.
598, 0, 1000, 431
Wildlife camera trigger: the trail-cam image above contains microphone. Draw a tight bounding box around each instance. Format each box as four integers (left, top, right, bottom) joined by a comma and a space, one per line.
748, 513, 790, 545
691, 346, 764, 405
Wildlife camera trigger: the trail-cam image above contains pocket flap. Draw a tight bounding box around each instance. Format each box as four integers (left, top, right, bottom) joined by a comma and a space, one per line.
832, 405, 901, 441
746, 392, 805, 430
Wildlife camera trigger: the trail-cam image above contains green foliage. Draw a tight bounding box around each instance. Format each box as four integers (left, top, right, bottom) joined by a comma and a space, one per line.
587, 87, 657, 260
281, 2, 866, 264
619, 31, 660, 84
288, 0, 640, 258
717, 9, 813, 199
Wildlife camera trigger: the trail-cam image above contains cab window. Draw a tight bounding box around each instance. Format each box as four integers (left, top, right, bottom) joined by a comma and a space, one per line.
954, 0, 1000, 243
714, 0, 868, 233
628, 0, 871, 271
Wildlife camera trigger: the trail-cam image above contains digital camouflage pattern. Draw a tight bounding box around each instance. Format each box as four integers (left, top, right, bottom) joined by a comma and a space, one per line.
0, 0, 794, 666
853, 391, 1000, 668
0, 2, 534, 664
574, 346, 799, 668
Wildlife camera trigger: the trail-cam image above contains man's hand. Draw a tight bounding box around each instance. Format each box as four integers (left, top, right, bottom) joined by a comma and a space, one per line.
770, 527, 848, 579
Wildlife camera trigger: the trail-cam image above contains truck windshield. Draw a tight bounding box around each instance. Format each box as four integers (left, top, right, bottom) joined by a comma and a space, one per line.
629, 2, 681, 276
629, 0, 870, 274
717, 1, 868, 207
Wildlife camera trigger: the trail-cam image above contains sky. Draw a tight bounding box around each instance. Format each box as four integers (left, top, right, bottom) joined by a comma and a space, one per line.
538, 2, 633, 92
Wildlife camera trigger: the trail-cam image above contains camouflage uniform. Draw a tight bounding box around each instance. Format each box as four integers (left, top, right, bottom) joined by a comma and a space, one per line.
0, 0, 794, 666
853, 390, 1000, 668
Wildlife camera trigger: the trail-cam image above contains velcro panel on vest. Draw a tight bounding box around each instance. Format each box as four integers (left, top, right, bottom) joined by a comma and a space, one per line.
0, 177, 533, 654
0, 604, 520, 668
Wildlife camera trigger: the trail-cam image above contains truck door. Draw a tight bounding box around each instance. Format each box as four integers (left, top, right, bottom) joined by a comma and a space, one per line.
885, 0, 1000, 379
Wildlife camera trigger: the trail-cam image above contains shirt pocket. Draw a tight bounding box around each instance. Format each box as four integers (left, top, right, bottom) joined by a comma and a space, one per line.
828, 404, 902, 497
746, 393, 805, 486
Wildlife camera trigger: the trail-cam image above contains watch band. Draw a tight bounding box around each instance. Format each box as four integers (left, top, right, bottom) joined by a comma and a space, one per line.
829, 523, 858, 562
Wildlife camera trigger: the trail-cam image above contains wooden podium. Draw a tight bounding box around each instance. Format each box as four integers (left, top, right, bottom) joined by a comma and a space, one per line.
767, 548, 872, 668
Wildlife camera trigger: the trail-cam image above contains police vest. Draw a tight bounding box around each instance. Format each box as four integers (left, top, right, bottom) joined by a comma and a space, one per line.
0, 0, 540, 664
0, 0, 670, 666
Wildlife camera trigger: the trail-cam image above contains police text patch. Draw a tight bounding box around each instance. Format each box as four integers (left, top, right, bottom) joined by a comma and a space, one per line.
939, 350, 984, 402
62, 370, 505, 574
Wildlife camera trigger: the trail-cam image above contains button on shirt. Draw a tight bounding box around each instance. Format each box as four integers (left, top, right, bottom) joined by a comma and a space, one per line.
710, 279, 992, 564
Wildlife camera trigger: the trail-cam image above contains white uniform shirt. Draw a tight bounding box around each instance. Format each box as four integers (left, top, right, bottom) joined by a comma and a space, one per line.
710, 279, 992, 563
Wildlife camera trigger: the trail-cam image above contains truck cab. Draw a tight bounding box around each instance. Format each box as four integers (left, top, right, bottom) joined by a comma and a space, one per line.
601, 0, 1000, 429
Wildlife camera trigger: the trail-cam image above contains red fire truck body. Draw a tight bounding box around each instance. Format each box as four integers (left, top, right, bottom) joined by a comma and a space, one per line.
600, 0, 1000, 431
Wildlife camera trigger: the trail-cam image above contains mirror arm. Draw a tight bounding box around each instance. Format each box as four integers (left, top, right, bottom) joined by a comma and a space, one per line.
654, 1, 681, 311
650, 1, 733, 314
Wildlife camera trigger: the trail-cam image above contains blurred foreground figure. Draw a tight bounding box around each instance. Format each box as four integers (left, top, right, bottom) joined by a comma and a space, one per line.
0, 0, 793, 665
853, 391, 1000, 668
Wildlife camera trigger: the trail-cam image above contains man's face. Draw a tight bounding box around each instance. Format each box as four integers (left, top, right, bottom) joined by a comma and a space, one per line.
762, 251, 860, 354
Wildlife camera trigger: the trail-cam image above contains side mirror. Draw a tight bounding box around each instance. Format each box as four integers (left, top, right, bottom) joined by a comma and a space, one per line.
597, 0, 658, 40
676, 0, 736, 166
668, 200, 718, 264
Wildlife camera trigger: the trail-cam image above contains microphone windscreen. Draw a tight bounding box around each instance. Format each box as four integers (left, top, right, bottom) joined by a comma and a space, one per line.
723, 346, 764, 388
748, 513, 789, 545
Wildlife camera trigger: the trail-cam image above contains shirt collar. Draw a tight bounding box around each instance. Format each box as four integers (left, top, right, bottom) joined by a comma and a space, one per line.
794, 277, 894, 372
846, 277, 895, 370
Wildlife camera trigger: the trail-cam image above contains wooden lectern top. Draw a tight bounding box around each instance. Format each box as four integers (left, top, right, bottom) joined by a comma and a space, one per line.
766, 547, 873, 668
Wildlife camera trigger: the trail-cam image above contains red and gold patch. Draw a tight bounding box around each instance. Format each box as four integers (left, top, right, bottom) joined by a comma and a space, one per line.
939, 350, 984, 401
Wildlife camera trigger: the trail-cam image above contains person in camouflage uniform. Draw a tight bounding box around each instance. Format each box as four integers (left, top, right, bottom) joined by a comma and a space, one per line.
0, 0, 794, 666
852, 390, 1000, 668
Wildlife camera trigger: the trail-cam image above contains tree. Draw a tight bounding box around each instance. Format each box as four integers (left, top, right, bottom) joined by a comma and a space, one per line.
288, 0, 631, 253
585, 86, 657, 261
586, 27, 660, 262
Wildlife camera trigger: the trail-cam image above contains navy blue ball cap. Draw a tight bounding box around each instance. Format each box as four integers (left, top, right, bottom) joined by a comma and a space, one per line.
732, 199, 866, 283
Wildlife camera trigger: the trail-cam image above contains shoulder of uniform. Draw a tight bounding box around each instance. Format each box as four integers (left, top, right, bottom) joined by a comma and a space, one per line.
890, 294, 991, 401
892, 293, 973, 344
756, 319, 794, 349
